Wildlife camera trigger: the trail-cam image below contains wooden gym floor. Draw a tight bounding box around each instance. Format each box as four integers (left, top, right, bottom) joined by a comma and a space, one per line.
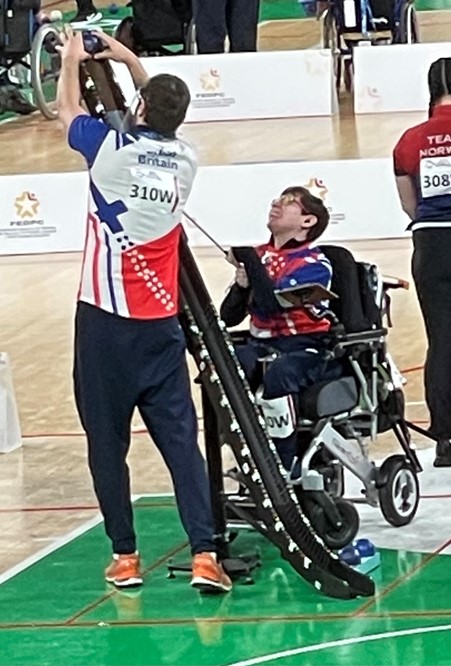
0, 10, 449, 666
0, 0, 436, 570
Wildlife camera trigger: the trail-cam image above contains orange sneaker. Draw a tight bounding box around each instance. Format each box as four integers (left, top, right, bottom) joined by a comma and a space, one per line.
191, 552, 232, 594
105, 553, 143, 588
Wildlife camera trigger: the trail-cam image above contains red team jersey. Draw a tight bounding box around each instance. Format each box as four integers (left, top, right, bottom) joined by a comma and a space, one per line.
249, 241, 332, 338
393, 105, 451, 229
69, 115, 197, 319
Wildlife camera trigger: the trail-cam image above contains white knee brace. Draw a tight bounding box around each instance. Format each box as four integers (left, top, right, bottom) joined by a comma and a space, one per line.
256, 387, 297, 439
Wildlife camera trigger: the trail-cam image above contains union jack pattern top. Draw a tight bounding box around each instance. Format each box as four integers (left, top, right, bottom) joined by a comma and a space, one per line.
69, 114, 197, 319
250, 241, 332, 337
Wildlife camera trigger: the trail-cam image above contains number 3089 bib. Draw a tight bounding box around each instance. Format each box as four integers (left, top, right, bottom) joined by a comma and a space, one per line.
420, 157, 451, 198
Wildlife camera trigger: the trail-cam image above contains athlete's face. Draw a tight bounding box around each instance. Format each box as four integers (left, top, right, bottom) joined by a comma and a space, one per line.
268, 193, 312, 236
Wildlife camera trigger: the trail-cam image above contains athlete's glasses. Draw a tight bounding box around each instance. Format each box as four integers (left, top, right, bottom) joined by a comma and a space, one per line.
271, 193, 305, 212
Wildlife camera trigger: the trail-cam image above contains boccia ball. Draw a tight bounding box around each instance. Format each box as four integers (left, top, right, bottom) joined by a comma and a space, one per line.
354, 538, 376, 557
339, 545, 361, 566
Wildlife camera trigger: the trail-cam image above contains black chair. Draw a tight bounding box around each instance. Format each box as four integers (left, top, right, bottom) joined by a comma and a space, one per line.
115, 0, 195, 56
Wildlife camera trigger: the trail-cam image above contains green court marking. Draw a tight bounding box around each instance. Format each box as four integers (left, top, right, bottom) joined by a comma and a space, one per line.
1, 617, 451, 666
0, 498, 185, 625
1, 497, 451, 665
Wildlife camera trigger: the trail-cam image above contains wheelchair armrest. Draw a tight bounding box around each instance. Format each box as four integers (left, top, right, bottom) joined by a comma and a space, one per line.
330, 328, 387, 355
382, 275, 409, 292
229, 329, 252, 345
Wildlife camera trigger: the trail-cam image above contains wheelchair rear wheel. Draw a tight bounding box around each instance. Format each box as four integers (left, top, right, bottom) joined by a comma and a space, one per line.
397, 2, 420, 44
322, 8, 341, 91
31, 25, 62, 120
378, 456, 419, 526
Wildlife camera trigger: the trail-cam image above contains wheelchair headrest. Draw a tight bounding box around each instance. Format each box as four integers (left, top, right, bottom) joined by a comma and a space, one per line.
319, 245, 382, 333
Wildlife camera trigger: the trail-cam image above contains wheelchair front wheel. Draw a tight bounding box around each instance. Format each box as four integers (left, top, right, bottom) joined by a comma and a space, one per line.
302, 494, 359, 550
322, 497, 359, 550
31, 24, 62, 120
378, 456, 419, 526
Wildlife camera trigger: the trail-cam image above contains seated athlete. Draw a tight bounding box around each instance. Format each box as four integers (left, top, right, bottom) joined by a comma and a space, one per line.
220, 186, 342, 470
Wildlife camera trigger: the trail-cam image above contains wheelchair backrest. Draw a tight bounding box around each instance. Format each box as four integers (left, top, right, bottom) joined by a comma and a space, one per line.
131, 0, 192, 49
320, 245, 383, 333
0, 0, 36, 57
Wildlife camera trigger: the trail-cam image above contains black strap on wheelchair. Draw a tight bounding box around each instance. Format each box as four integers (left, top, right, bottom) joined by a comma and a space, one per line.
180, 235, 374, 599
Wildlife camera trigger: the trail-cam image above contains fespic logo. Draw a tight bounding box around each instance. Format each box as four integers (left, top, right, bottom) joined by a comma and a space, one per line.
200, 68, 221, 92
14, 191, 40, 219
303, 177, 328, 201
303, 177, 345, 224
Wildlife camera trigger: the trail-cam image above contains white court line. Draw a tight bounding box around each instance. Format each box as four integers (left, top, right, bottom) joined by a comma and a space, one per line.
0, 493, 172, 587
0, 513, 103, 586
406, 401, 426, 407
226, 624, 451, 666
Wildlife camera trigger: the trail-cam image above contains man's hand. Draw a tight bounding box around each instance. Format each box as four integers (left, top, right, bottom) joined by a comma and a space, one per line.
90, 31, 149, 89
56, 28, 90, 62
91, 31, 136, 64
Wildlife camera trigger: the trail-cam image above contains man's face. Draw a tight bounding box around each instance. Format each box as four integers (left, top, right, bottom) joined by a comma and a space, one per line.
267, 193, 307, 236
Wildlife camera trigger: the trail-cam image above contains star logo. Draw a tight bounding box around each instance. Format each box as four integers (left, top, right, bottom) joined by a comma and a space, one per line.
200, 69, 221, 92
303, 178, 328, 201
359, 86, 382, 111
14, 191, 40, 219
304, 52, 330, 77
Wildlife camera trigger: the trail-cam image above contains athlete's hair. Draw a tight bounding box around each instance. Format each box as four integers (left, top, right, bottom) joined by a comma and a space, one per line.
140, 74, 191, 135
428, 58, 451, 118
281, 186, 330, 242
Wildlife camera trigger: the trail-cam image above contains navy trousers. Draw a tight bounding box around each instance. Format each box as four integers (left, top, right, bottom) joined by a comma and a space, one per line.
412, 229, 451, 440
193, 0, 260, 53
73, 302, 216, 555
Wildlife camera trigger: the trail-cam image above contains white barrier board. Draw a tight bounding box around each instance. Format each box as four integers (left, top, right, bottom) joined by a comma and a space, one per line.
0, 353, 22, 454
355, 42, 451, 114
0, 172, 88, 255
0, 158, 409, 256
185, 159, 409, 246
112, 49, 336, 121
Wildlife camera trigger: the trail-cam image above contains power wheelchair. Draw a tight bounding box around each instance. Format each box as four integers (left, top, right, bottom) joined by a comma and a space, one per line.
224, 244, 424, 550
321, 0, 419, 92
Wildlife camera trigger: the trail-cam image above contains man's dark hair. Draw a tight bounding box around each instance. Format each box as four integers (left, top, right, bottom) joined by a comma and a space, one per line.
282, 185, 329, 242
428, 58, 451, 118
140, 74, 191, 135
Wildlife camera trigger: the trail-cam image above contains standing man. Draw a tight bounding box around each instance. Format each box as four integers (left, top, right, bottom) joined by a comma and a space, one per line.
393, 57, 451, 468
56, 30, 232, 593
193, 0, 260, 53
